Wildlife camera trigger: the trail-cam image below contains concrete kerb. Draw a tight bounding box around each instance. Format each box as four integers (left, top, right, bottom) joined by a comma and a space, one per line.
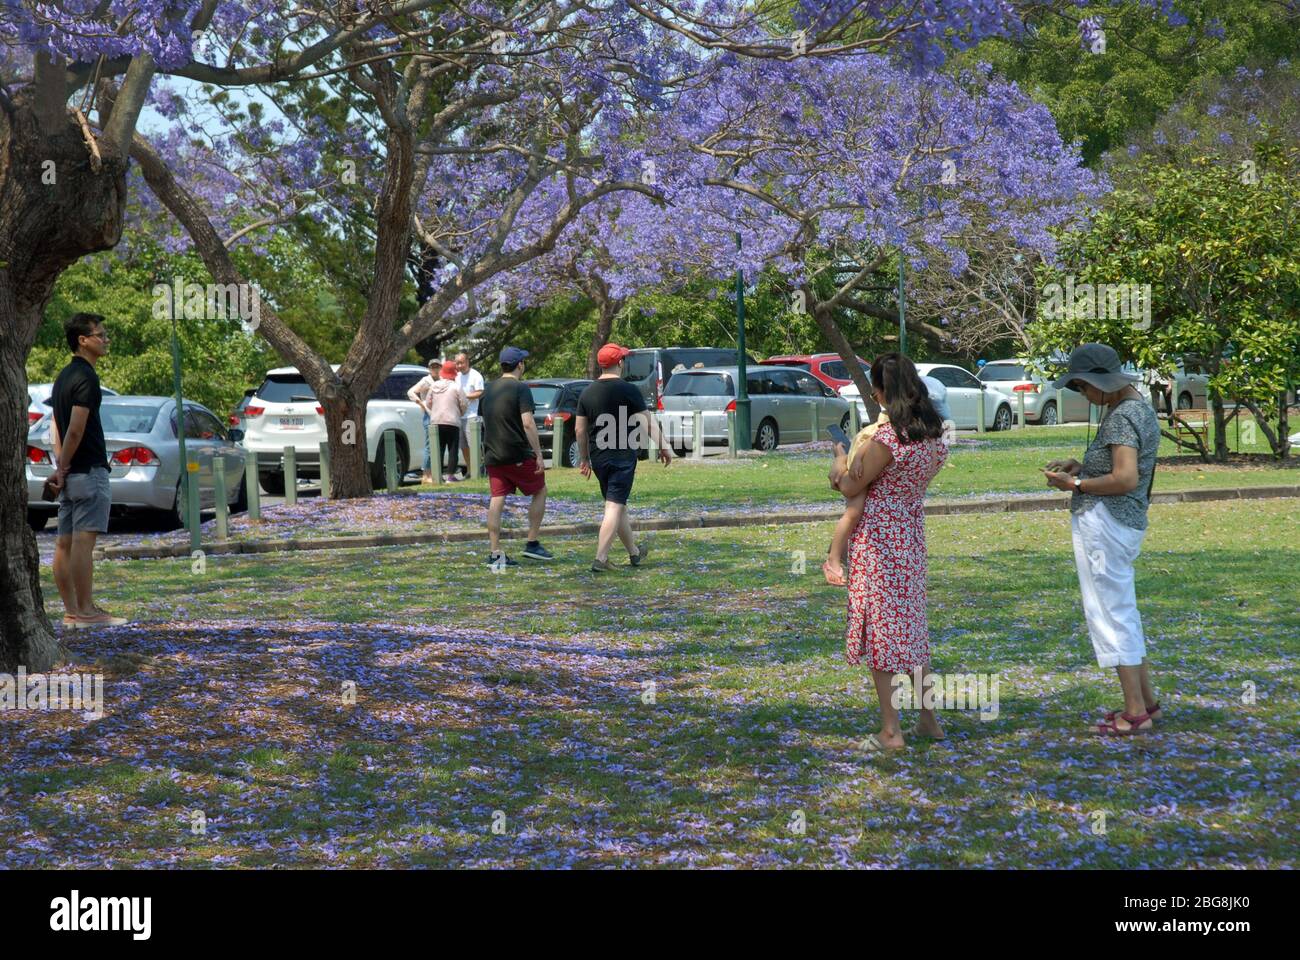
93, 485, 1300, 562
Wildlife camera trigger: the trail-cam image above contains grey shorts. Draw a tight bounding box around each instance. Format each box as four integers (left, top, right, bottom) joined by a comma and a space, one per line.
57, 467, 111, 536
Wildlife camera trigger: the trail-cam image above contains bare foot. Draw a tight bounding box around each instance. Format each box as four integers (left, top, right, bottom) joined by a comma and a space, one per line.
822, 556, 847, 586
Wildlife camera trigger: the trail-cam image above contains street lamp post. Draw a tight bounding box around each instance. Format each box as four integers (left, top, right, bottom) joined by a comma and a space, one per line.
734, 232, 751, 451
897, 255, 907, 356
170, 309, 200, 551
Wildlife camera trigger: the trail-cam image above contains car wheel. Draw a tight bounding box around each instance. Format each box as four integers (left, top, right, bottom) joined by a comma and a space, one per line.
259, 471, 286, 496
993, 405, 1012, 432
839, 413, 851, 436
1178, 392, 1193, 410
232, 476, 248, 514
27, 510, 49, 532
756, 418, 779, 451
1040, 401, 1058, 426
564, 432, 580, 468
370, 433, 409, 488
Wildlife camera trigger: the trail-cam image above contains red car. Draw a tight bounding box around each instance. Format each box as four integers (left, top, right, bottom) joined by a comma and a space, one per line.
759, 353, 871, 391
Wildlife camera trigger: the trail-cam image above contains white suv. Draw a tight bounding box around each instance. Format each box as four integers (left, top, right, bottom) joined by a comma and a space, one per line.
241, 364, 428, 494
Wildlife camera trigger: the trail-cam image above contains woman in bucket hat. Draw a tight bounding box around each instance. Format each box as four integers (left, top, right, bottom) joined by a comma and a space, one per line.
1041, 344, 1163, 735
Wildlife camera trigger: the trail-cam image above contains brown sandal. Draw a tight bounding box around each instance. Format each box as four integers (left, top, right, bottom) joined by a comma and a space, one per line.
1095, 711, 1154, 736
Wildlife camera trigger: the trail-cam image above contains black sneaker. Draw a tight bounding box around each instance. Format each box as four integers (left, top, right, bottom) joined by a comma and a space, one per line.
487, 552, 519, 568
522, 541, 554, 561
629, 537, 652, 567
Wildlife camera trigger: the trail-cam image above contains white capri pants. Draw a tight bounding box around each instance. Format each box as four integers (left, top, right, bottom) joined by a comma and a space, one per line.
1071, 502, 1148, 667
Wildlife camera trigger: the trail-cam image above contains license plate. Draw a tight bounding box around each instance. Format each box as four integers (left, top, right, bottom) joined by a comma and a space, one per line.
279, 417, 304, 429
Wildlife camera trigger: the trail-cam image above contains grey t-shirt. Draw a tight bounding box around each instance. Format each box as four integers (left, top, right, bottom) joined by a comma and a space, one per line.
1071, 397, 1161, 530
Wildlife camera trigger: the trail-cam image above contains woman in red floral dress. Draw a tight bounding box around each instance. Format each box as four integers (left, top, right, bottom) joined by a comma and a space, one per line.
830, 353, 948, 754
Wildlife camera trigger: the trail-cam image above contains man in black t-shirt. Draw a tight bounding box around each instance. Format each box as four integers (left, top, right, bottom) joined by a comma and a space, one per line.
575, 343, 672, 572
49, 312, 127, 628
481, 346, 553, 566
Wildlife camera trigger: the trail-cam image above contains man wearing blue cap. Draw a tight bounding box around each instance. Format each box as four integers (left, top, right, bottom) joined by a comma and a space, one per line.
480, 346, 553, 565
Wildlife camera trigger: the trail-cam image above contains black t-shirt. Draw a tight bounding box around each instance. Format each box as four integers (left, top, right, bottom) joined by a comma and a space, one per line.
576, 378, 649, 464
51, 356, 108, 474
481, 376, 536, 466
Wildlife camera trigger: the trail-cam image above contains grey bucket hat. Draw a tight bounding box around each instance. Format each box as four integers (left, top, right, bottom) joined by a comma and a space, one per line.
1050, 343, 1139, 393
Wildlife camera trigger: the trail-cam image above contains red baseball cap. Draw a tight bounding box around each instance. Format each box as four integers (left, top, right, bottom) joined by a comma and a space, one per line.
597, 343, 631, 368
440, 360, 457, 379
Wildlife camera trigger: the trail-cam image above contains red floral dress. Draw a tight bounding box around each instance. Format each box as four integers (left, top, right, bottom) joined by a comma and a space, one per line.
845, 422, 947, 671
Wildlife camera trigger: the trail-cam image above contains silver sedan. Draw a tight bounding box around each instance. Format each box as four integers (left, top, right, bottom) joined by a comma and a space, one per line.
26, 396, 248, 531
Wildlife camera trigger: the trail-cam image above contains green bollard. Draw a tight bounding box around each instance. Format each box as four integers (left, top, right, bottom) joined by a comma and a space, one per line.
185, 458, 201, 550
727, 409, 737, 458
384, 431, 398, 492
243, 452, 260, 520
469, 417, 482, 479
551, 419, 565, 468
213, 457, 228, 542
809, 402, 818, 443
284, 447, 297, 506
977, 388, 987, 434
318, 441, 331, 500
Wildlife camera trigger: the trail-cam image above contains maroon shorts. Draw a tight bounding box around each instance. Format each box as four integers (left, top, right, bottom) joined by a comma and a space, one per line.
486, 458, 545, 497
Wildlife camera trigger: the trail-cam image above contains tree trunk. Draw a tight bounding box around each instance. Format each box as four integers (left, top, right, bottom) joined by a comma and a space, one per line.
318, 388, 373, 499
1211, 392, 1229, 462
0, 97, 128, 670
811, 303, 881, 421
585, 296, 619, 380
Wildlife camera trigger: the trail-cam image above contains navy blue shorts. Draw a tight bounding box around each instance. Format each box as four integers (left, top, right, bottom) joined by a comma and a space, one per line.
592, 458, 636, 505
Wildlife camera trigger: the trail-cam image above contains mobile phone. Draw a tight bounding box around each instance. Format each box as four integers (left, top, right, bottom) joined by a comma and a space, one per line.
826, 424, 852, 450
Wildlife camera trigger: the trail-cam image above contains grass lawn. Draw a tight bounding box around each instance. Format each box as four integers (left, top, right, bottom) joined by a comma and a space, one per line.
5, 497, 1296, 867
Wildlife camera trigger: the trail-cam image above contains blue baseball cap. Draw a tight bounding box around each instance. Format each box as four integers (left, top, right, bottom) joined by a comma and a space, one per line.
499, 346, 529, 365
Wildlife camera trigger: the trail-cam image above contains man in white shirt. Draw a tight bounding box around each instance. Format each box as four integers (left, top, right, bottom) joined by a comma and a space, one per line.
455, 351, 485, 477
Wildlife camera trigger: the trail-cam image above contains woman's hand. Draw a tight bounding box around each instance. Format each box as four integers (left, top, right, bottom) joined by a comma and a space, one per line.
1044, 458, 1082, 475
829, 450, 847, 490
1042, 469, 1076, 491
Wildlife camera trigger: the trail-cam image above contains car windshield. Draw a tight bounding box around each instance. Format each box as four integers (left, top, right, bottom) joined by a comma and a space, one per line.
979, 363, 1028, 381
529, 385, 561, 409
256, 375, 317, 403
664, 373, 732, 397
101, 403, 161, 434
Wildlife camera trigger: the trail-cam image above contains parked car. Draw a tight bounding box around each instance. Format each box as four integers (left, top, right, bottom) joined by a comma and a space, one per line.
26, 396, 248, 531
28, 382, 118, 428
758, 353, 872, 392
240, 364, 427, 494
918, 363, 1017, 431
1147, 360, 1210, 412
527, 378, 592, 467
227, 388, 257, 427
656, 365, 850, 453
975, 358, 1093, 425
624, 347, 757, 410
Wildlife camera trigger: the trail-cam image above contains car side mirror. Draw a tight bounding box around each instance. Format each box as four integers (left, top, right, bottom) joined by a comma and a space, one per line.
228, 428, 245, 443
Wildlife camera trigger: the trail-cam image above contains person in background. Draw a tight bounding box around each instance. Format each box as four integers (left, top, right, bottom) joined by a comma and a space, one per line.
409, 360, 467, 482
481, 346, 553, 565
1042, 343, 1162, 736
408, 359, 441, 484
575, 343, 672, 572
49, 312, 128, 629
455, 352, 485, 478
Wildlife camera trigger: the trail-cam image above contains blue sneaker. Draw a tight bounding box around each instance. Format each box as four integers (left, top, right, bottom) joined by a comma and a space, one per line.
522, 541, 554, 561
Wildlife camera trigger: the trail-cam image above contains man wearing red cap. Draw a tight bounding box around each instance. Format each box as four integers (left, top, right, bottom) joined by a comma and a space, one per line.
575, 343, 672, 572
